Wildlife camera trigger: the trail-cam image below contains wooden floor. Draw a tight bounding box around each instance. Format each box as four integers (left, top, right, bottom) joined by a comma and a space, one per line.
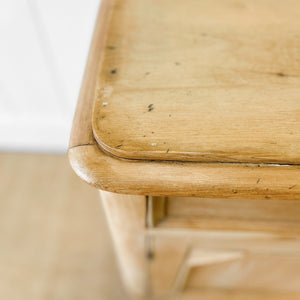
2, 153, 295, 300
0, 153, 127, 300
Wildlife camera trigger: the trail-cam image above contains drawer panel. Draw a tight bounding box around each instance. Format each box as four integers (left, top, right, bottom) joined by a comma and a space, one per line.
148, 232, 300, 296
153, 197, 300, 233
186, 251, 300, 292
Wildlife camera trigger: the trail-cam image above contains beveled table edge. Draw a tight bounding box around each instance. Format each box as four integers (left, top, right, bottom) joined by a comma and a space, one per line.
69, 144, 300, 199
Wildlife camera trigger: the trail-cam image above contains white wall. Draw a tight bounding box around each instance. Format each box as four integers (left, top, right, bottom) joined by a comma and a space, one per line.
0, 0, 100, 152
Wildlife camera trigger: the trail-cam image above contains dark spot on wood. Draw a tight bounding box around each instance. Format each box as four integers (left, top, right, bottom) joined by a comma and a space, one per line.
169, 114, 171, 117
232, 189, 237, 194
101, 116, 105, 119
116, 144, 123, 148
175, 62, 181, 66
201, 33, 207, 36
166, 148, 169, 153
145, 72, 150, 76
151, 131, 154, 134
111, 68, 117, 74
107, 46, 116, 50
148, 104, 154, 112
277, 72, 285, 77
256, 178, 260, 184
163, 142, 166, 144
289, 185, 297, 189
146, 251, 154, 260
143, 135, 146, 137
265, 195, 271, 199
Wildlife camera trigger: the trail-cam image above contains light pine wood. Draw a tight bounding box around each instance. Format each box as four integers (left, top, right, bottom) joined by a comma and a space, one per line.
68, 1, 300, 299
166, 197, 300, 221
172, 248, 244, 292
96, 190, 300, 298
100, 191, 149, 298
92, 0, 300, 164
0, 154, 126, 300
156, 197, 300, 233
147, 231, 300, 297
69, 145, 300, 199
177, 290, 300, 300
158, 217, 300, 234
69, 0, 113, 148
186, 252, 300, 292
68, 0, 300, 199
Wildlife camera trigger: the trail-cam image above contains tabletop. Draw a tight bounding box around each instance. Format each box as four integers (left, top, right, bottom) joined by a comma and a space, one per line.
92, 0, 300, 164
69, 0, 300, 199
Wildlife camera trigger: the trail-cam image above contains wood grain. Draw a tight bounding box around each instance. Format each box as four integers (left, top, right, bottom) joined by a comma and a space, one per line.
69, 0, 300, 198
69, 0, 113, 148
186, 252, 300, 292
69, 145, 300, 199
158, 197, 300, 233
0, 153, 126, 300
92, 0, 300, 164
147, 230, 300, 297
100, 191, 148, 298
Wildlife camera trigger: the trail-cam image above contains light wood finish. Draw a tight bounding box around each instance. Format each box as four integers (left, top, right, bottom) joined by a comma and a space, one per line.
69, 145, 300, 199
96, 191, 300, 298
68, 1, 300, 299
92, 0, 300, 164
173, 248, 244, 292
167, 197, 300, 221
69, 0, 112, 148
148, 231, 300, 297
159, 217, 300, 234
177, 290, 300, 300
186, 253, 300, 292
156, 197, 300, 233
100, 191, 148, 298
0, 153, 126, 300
68, 0, 300, 199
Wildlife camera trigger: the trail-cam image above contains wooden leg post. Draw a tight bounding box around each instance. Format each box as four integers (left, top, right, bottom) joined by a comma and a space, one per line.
100, 191, 150, 298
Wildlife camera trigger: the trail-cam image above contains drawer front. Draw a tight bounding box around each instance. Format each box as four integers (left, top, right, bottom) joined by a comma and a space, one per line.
148, 196, 300, 297
152, 196, 300, 234
186, 251, 300, 291
148, 232, 300, 297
